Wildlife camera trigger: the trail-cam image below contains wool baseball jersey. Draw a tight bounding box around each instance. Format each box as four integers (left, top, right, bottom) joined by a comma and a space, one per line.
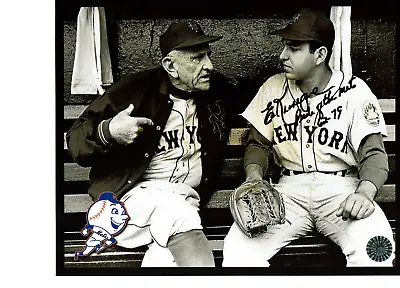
141, 95, 202, 187
241, 69, 387, 172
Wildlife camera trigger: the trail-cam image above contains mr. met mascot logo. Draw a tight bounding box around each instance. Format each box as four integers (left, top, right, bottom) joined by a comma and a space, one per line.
74, 192, 130, 260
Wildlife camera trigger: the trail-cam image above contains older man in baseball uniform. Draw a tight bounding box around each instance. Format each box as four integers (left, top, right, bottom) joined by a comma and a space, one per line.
67, 20, 254, 267
223, 8, 395, 267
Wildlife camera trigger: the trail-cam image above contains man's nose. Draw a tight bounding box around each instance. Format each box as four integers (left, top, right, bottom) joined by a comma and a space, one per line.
279, 47, 288, 61
203, 54, 214, 71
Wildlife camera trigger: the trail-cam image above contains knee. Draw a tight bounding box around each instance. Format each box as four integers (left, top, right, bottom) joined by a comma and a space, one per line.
342, 207, 395, 267
223, 224, 240, 254
344, 235, 395, 267
222, 225, 270, 267
223, 248, 270, 267
157, 194, 200, 222
346, 250, 395, 267
151, 195, 202, 242
141, 243, 177, 267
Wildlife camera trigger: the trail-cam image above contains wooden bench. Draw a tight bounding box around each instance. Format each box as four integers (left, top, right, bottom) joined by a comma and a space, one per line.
63, 99, 396, 268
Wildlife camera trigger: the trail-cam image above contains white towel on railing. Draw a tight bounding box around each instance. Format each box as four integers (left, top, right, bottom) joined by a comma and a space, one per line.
329, 6, 352, 75
71, 7, 114, 95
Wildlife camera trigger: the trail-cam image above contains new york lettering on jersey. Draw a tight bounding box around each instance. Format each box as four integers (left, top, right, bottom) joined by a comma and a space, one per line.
155, 125, 199, 153
142, 96, 202, 186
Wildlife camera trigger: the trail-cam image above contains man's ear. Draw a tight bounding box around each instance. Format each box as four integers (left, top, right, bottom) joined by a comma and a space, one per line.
315, 46, 328, 66
161, 56, 178, 78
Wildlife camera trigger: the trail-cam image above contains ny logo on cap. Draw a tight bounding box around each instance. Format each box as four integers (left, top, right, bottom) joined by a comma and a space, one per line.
289, 13, 301, 25
187, 20, 203, 34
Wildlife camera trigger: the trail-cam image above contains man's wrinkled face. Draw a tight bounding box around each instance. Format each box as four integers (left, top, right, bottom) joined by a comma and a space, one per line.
170, 46, 214, 92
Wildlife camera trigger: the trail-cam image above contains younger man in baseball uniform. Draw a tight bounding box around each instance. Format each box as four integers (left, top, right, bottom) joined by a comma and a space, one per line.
67, 20, 253, 267
223, 8, 395, 267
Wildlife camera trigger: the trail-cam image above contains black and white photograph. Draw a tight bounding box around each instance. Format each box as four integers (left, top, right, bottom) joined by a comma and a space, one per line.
56, 3, 397, 277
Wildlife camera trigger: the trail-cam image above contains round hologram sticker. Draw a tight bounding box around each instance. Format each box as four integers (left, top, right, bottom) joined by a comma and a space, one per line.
366, 236, 393, 262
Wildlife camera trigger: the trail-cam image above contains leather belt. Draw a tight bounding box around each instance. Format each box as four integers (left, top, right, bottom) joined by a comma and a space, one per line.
281, 169, 348, 177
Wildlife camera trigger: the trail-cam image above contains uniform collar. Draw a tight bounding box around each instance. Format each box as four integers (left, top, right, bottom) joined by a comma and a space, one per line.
287, 68, 345, 98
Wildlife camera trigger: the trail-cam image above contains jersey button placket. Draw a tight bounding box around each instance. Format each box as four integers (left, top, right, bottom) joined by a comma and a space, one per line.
303, 114, 315, 172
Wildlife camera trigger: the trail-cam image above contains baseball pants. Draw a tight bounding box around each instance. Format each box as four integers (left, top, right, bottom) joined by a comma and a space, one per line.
114, 180, 203, 267
223, 172, 395, 267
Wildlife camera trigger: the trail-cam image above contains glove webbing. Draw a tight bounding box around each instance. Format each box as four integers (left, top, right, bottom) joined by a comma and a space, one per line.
247, 191, 270, 224
241, 188, 286, 227
239, 190, 269, 231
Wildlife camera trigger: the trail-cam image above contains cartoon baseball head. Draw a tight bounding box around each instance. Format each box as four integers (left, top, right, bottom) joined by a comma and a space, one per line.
86, 192, 130, 236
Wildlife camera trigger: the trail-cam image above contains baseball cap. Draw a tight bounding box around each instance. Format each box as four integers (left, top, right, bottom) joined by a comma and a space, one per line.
159, 20, 223, 57
270, 8, 335, 49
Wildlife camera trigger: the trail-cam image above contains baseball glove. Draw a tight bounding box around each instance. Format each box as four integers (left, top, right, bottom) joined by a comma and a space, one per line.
229, 179, 286, 238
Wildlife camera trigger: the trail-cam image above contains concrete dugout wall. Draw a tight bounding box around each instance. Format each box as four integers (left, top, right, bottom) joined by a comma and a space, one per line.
62, 7, 396, 104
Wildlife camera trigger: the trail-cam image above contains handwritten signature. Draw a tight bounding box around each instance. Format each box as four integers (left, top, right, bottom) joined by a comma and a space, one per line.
261, 75, 356, 127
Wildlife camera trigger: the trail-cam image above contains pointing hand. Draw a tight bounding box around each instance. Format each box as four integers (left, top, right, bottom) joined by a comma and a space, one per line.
109, 104, 154, 145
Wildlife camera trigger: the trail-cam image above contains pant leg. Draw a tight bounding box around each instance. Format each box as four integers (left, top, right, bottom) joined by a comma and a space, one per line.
141, 242, 177, 267
223, 174, 315, 267
313, 173, 395, 267
114, 181, 203, 249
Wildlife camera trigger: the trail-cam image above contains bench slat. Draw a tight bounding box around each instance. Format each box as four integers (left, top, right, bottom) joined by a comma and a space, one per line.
64, 163, 90, 181
63, 99, 395, 119
65, 233, 396, 256
63, 241, 327, 255
63, 230, 396, 268
378, 99, 396, 113
64, 184, 395, 213
63, 159, 245, 181
385, 125, 395, 141
64, 105, 87, 119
